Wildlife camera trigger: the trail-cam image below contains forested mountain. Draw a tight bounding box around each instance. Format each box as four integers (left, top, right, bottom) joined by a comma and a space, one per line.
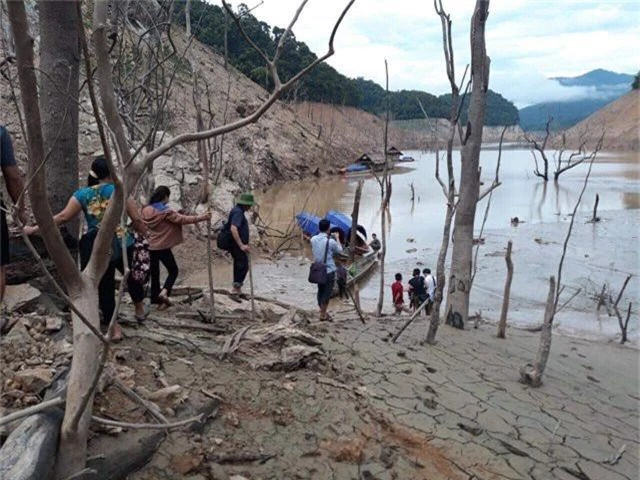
173, 0, 519, 126
519, 69, 635, 131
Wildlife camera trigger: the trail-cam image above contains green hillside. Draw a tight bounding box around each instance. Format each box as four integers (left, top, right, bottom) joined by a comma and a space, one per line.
174, 1, 519, 126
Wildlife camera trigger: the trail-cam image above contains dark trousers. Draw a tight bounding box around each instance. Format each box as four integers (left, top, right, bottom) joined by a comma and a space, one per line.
150, 248, 179, 302
80, 237, 145, 325
317, 272, 336, 307
229, 244, 249, 288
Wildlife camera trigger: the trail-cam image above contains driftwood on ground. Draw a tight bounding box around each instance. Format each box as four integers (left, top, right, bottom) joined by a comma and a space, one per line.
0, 409, 64, 480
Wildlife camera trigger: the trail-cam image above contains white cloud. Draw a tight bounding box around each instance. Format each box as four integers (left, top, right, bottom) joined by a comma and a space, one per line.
211, 0, 640, 105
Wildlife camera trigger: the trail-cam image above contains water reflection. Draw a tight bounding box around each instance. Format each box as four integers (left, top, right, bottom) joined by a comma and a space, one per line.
258, 149, 639, 254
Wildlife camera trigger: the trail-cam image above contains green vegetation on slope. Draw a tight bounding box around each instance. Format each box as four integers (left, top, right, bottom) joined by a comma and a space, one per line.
174, 0, 518, 126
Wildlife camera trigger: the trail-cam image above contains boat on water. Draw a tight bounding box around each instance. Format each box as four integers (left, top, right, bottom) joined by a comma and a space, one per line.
295, 210, 377, 295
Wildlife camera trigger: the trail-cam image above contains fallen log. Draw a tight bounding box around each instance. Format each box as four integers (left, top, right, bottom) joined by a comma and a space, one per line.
0, 409, 64, 480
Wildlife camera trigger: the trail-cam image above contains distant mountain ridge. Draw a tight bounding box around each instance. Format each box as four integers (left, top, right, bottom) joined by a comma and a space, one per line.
519, 69, 634, 131
551, 69, 633, 88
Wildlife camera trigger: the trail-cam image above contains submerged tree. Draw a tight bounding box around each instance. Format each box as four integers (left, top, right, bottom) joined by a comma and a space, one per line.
526, 118, 605, 182
444, 0, 491, 330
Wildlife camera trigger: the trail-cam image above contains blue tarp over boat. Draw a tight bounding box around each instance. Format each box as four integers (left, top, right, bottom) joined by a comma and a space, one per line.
325, 210, 351, 237
345, 163, 370, 173
295, 212, 322, 237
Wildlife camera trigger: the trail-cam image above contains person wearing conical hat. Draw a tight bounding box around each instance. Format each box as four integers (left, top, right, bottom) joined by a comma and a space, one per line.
226, 192, 256, 295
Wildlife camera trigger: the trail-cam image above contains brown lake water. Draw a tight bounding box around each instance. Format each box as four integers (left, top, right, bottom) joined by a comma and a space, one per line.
253, 149, 640, 341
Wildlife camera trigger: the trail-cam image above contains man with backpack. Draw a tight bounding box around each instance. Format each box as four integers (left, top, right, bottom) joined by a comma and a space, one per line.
218, 192, 256, 298
408, 268, 428, 315
310, 219, 343, 321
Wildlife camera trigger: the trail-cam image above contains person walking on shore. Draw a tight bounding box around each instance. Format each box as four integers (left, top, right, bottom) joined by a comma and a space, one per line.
391, 272, 410, 315
0, 126, 25, 303
24, 156, 147, 340
225, 192, 256, 296
423, 268, 437, 315
310, 218, 343, 321
142, 186, 211, 309
408, 268, 428, 315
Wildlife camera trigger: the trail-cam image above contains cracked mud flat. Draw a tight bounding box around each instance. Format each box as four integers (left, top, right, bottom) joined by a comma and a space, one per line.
122, 296, 638, 480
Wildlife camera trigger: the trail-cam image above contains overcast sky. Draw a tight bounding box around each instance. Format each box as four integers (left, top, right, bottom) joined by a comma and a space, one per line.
215, 0, 639, 107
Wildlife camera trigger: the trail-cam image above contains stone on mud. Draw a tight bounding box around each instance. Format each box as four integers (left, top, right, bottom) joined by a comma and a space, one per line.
12, 367, 54, 394
4, 284, 42, 313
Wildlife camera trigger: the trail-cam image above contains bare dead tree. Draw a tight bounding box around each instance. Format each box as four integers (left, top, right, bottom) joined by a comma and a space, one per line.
392, 2, 471, 344
497, 240, 513, 339
525, 120, 606, 183
348, 180, 363, 264
524, 118, 553, 181
520, 130, 601, 387
471, 125, 506, 285
612, 274, 633, 344
376, 59, 392, 317
591, 193, 600, 223
422, 0, 464, 345
553, 131, 605, 181
9, 0, 356, 476
445, 0, 491, 330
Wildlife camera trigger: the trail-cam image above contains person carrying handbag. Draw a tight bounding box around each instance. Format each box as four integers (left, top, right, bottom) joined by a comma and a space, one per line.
309, 218, 343, 321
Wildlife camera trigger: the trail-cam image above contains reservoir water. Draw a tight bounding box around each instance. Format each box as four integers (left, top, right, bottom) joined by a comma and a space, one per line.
254, 148, 639, 341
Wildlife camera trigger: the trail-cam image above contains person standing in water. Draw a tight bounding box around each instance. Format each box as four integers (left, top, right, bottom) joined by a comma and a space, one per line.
142, 186, 211, 309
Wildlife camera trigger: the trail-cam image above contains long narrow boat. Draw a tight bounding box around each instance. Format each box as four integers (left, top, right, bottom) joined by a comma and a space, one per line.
334, 250, 377, 297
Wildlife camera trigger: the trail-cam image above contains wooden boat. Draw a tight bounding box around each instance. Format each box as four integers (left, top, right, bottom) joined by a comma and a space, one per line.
333, 250, 377, 297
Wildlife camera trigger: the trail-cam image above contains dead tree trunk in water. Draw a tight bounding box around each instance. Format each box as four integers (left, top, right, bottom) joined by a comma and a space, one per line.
592, 193, 600, 222
424, 0, 462, 345
497, 240, 513, 339
349, 181, 363, 264
519, 276, 555, 387
520, 132, 600, 387
376, 59, 391, 317
38, 0, 80, 240
445, 0, 491, 330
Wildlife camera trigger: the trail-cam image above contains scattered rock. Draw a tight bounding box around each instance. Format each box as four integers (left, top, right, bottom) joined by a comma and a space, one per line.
406, 248, 417, 253
457, 422, 483, 436
45, 317, 63, 332
12, 367, 54, 394
4, 284, 42, 313
208, 463, 229, 480
170, 452, 203, 475
146, 385, 185, 409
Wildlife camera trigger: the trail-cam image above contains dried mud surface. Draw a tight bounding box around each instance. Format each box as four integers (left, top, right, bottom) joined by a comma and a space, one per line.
113, 295, 639, 480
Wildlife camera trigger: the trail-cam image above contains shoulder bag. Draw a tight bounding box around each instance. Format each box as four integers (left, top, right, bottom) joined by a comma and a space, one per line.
308, 236, 330, 285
